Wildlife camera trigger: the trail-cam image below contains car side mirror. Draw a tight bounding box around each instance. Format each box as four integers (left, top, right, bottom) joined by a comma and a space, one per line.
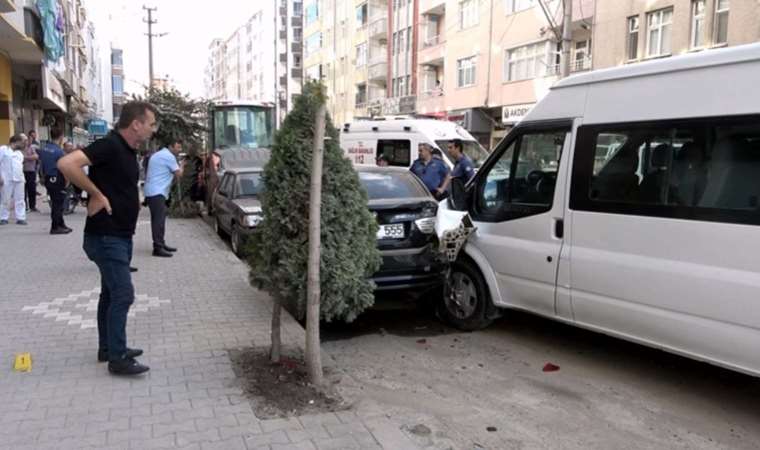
448, 178, 468, 211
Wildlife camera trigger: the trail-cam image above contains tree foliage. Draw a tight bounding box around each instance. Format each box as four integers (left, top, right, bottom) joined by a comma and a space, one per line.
247, 82, 381, 323
134, 87, 209, 217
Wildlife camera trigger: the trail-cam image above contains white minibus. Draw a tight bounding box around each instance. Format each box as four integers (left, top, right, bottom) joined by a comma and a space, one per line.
441, 43, 760, 377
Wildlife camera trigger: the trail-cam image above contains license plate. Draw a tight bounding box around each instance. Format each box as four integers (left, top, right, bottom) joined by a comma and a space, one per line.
377, 223, 405, 239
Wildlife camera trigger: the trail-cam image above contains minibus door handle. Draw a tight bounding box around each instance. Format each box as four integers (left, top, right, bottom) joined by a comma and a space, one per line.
554, 218, 564, 239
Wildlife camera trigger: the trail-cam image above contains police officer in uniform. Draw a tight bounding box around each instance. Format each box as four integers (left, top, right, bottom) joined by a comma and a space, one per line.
38, 127, 71, 234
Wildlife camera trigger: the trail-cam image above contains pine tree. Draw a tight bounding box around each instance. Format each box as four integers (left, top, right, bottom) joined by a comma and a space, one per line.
248, 82, 381, 360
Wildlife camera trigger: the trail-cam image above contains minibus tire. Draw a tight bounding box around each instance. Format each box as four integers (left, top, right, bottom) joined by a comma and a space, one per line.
440, 257, 493, 331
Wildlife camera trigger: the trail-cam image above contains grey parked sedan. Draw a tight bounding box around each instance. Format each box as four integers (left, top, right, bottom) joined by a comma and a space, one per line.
212, 168, 264, 256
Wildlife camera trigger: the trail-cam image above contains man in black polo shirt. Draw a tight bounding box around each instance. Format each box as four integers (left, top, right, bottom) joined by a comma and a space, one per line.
57, 101, 157, 376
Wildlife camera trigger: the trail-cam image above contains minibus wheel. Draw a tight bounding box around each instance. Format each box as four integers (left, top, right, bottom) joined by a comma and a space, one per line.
440, 257, 493, 331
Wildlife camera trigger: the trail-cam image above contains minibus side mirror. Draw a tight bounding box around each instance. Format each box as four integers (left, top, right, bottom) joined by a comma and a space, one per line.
449, 178, 468, 211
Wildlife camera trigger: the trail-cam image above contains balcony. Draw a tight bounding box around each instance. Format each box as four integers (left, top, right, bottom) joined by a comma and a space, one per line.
416, 90, 445, 116
368, 61, 387, 81
422, 34, 443, 49
368, 17, 387, 40
571, 56, 592, 72
420, 0, 445, 16
0, 6, 44, 63
418, 45, 444, 68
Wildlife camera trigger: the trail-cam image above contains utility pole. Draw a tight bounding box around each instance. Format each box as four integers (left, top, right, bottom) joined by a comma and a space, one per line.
143, 5, 167, 89
560, 0, 573, 78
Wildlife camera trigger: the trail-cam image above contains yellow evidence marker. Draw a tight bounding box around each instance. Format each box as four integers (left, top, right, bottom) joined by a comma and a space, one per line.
13, 353, 32, 372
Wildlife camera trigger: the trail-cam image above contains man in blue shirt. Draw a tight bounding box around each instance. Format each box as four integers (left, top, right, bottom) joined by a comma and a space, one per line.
38, 127, 71, 234
441, 139, 476, 193
143, 138, 183, 257
410, 143, 450, 200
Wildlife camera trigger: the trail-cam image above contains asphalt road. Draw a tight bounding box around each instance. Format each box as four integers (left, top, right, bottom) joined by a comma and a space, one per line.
322, 297, 760, 450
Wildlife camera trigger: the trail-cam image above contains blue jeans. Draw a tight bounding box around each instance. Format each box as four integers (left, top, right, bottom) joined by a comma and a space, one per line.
83, 234, 134, 361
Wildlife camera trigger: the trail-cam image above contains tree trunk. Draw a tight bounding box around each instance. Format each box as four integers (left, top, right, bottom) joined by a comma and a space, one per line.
306, 103, 326, 386
270, 295, 282, 363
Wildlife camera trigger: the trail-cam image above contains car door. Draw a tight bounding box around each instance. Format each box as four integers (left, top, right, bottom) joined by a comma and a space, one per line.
466, 121, 572, 317
217, 174, 233, 232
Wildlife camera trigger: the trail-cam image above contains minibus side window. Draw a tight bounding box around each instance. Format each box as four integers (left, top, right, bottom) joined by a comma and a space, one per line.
572, 116, 760, 226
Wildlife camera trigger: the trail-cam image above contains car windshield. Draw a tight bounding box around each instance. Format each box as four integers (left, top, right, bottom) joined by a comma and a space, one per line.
358, 171, 430, 200
234, 172, 264, 198
436, 140, 490, 168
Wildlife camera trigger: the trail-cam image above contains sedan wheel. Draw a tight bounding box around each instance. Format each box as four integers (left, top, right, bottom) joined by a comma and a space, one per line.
231, 225, 242, 256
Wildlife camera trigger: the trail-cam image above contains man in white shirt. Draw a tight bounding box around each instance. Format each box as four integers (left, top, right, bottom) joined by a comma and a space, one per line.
0, 134, 29, 225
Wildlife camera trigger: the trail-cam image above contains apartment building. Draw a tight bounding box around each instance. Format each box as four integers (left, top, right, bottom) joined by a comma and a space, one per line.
593, 0, 760, 69
205, 1, 303, 126
1, 0, 112, 143
111, 48, 125, 123
416, 0, 595, 148
304, 0, 388, 125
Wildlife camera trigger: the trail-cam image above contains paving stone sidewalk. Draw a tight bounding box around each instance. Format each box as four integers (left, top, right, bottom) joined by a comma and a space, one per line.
0, 208, 420, 450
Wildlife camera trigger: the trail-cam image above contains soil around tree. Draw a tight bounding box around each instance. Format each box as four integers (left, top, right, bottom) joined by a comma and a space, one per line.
228, 347, 349, 419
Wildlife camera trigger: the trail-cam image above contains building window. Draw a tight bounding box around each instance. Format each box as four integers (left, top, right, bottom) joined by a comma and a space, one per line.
112, 75, 123, 94
690, 0, 705, 48
305, 1, 318, 26
293, 1, 302, 16
294, 54, 302, 68
355, 83, 367, 106
293, 28, 302, 42
305, 32, 321, 58
459, 0, 478, 30
505, 41, 551, 81
407, 27, 412, 52
457, 55, 477, 87
714, 0, 729, 45
398, 77, 407, 97
356, 42, 367, 66
505, 0, 535, 14
646, 8, 673, 57
356, 3, 368, 27
306, 65, 320, 80
627, 16, 639, 60
573, 39, 591, 71
111, 51, 123, 66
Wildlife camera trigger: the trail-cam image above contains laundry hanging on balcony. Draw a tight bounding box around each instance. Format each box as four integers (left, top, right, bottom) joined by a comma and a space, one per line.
36, 0, 65, 62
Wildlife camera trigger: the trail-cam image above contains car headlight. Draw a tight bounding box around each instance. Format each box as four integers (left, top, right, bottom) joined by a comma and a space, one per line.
414, 217, 436, 234
244, 214, 262, 227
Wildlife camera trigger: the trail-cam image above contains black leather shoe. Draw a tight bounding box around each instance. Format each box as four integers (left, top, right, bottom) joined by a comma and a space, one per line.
50, 227, 69, 235
63, 225, 73, 232
152, 247, 173, 257
98, 348, 144, 362
162, 244, 177, 252
108, 357, 149, 376
130, 266, 138, 273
